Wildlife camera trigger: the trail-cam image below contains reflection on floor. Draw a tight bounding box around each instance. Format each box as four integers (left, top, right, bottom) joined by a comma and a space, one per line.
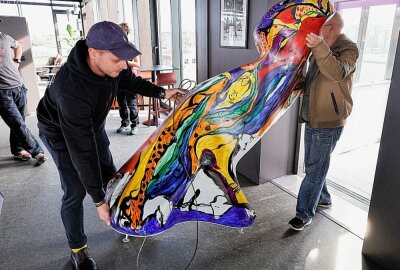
329, 142, 379, 200
0, 113, 374, 269
272, 175, 368, 239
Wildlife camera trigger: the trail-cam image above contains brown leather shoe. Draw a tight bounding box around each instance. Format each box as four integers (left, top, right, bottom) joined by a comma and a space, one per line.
70, 248, 99, 270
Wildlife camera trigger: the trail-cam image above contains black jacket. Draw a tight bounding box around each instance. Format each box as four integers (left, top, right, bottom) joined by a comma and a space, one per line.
37, 40, 165, 203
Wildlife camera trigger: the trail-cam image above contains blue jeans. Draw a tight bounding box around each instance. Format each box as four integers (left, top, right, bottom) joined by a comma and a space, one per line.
39, 129, 116, 249
0, 85, 43, 156
296, 124, 343, 221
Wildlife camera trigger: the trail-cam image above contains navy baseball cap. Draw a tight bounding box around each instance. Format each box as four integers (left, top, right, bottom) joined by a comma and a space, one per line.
86, 21, 141, 61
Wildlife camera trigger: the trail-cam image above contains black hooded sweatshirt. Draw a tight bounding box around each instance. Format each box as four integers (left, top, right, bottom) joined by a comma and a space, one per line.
37, 40, 165, 203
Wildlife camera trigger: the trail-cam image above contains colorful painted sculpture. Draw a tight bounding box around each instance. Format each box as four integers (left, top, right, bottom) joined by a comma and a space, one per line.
106, 0, 334, 236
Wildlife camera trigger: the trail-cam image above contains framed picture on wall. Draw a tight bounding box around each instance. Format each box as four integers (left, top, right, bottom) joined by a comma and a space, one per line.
219, 0, 249, 48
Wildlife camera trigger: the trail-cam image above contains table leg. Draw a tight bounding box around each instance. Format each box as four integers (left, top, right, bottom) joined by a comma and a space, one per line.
143, 71, 159, 127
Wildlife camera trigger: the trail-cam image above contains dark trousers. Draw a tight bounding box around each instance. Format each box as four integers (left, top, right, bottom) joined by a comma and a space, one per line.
117, 90, 139, 128
0, 85, 43, 156
39, 129, 116, 249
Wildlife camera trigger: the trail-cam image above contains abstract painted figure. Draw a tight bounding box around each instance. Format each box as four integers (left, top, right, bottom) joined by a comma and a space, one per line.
106, 0, 334, 236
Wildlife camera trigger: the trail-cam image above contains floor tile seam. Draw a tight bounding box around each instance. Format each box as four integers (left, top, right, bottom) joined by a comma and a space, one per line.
270, 179, 364, 240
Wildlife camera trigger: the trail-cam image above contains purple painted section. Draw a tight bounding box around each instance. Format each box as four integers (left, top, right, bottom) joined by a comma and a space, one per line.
111, 206, 252, 236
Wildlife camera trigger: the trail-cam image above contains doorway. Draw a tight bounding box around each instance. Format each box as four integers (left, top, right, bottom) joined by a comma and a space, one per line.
297, 1, 400, 204
152, 0, 197, 83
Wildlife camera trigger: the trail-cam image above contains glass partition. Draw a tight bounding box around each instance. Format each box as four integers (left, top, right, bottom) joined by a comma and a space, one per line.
0, 1, 81, 67
325, 2, 399, 201
297, 1, 400, 203
340, 7, 362, 45
180, 0, 197, 82
359, 4, 396, 83
157, 0, 173, 66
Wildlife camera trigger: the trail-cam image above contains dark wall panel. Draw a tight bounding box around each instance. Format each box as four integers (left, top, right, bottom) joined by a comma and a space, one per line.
362, 33, 400, 269
208, 0, 299, 183
208, 0, 266, 77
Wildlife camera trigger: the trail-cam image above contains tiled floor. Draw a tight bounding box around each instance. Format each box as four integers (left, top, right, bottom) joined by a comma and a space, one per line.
0, 113, 373, 270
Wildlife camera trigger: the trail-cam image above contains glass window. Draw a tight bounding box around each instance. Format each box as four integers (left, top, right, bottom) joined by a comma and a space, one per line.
340, 7, 362, 44
1, 2, 83, 67
118, 0, 136, 44
325, 3, 399, 201
359, 4, 396, 83
298, 2, 400, 202
123, 0, 134, 31
92, 0, 100, 23
118, 0, 125, 23
22, 5, 58, 66
180, 0, 197, 81
0, 4, 19, 16
158, 0, 172, 66
56, 10, 80, 56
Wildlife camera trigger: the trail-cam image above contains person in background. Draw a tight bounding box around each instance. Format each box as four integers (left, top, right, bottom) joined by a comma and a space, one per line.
0, 22, 47, 166
116, 22, 140, 135
289, 12, 359, 231
36, 21, 185, 270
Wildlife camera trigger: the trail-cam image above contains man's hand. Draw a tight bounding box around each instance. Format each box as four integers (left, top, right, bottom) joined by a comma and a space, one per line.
306, 33, 324, 48
165, 88, 188, 100
96, 203, 111, 226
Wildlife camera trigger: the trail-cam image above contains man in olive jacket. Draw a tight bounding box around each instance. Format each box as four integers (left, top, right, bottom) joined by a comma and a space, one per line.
289, 12, 359, 231
37, 21, 185, 269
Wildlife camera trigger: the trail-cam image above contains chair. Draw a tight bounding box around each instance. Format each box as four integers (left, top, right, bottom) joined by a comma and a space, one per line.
148, 72, 177, 127
155, 72, 177, 89
138, 71, 152, 80
178, 79, 196, 90
171, 79, 196, 109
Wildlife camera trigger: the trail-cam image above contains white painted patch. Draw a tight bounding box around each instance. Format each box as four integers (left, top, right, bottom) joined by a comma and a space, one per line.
142, 196, 173, 226
181, 170, 232, 217
108, 171, 134, 207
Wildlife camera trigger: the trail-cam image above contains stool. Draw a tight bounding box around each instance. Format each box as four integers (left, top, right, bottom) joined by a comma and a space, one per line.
147, 72, 177, 127
170, 79, 196, 109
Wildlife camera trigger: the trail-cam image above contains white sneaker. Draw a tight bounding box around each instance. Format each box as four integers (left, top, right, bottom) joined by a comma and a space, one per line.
34, 153, 47, 166
130, 127, 139, 135
117, 126, 129, 133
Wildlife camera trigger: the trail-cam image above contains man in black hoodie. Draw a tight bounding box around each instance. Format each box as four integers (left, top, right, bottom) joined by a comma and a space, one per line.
36, 21, 185, 270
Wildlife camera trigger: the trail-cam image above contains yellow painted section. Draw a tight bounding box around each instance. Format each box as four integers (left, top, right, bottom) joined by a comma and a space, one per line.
195, 134, 248, 204
216, 72, 255, 110
118, 135, 159, 203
